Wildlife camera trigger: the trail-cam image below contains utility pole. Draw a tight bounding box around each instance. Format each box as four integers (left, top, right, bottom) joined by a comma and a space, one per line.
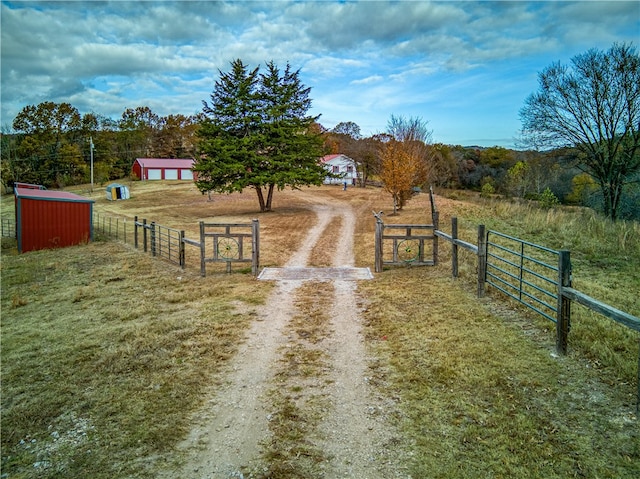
90, 136, 94, 193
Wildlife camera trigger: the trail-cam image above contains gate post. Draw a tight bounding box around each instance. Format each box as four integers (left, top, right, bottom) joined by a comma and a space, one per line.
556, 250, 571, 355
199, 221, 206, 277
477, 225, 487, 298
433, 211, 439, 265
374, 216, 384, 273
252, 219, 260, 277
452, 217, 459, 278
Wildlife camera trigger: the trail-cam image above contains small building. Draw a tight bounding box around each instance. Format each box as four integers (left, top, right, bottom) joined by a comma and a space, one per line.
132, 158, 195, 181
105, 183, 130, 201
14, 182, 46, 190
14, 187, 95, 253
321, 154, 358, 185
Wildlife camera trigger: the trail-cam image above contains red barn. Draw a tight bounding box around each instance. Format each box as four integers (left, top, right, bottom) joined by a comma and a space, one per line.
132, 158, 195, 181
14, 187, 95, 253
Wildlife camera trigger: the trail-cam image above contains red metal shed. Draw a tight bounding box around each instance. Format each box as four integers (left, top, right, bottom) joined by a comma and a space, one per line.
14, 187, 95, 253
132, 158, 195, 181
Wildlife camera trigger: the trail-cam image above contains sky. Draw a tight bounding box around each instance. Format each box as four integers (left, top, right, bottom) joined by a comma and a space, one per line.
1, 1, 639, 148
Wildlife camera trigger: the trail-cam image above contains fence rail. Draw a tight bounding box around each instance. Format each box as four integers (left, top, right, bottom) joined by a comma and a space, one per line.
432, 213, 639, 412
133, 218, 185, 267
94, 212, 131, 243
1, 218, 16, 238
485, 229, 560, 324
93, 212, 259, 276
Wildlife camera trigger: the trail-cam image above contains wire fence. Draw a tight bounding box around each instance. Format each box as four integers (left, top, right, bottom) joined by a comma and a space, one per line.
1, 218, 16, 238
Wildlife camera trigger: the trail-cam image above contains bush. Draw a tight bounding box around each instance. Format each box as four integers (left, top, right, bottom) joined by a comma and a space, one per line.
480, 182, 495, 198
539, 187, 560, 208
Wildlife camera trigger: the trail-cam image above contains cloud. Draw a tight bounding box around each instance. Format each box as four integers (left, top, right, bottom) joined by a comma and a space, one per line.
1, 0, 637, 146
351, 75, 384, 86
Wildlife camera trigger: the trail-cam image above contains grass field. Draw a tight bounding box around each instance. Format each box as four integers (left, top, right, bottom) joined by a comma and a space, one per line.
1, 181, 639, 478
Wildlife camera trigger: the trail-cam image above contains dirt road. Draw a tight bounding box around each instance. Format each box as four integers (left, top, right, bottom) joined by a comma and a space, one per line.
166, 199, 409, 478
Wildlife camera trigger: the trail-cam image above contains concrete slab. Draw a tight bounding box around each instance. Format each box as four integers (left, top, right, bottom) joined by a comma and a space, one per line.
257, 267, 374, 281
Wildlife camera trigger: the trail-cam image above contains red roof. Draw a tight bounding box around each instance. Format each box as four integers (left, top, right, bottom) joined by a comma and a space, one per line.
321, 154, 343, 163
134, 158, 194, 168
15, 187, 94, 203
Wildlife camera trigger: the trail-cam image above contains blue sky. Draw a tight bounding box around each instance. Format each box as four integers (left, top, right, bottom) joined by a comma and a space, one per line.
1, 1, 639, 148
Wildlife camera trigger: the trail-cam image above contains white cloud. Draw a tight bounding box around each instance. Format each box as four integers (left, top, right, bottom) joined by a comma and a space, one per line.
351, 75, 384, 86
1, 0, 637, 146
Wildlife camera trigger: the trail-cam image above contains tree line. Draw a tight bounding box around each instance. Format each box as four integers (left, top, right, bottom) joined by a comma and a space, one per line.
2, 43, 638, 220
1, 103, 201, 188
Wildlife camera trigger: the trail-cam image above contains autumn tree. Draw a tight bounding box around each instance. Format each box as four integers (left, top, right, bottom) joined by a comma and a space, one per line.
117, 106, 161, 165
11, 101, 84, 187
380, 139, 417, 214
520, 42, 640, 220
155, 114, 200, 158
379, 115, 433, 212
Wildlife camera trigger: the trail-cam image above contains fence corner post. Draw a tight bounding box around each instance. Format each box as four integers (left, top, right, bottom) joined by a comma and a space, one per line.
556, 250, 571, 355
477, 224, 486, 298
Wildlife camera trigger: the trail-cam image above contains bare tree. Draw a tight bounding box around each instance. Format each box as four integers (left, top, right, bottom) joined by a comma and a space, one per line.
520, 43, 640, 220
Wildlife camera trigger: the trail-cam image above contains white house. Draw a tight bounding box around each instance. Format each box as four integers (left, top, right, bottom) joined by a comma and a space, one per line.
321, 154, 358, 185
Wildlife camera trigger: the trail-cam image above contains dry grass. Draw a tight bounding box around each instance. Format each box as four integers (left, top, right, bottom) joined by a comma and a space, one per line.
2, 181, 639, 478
360, 266, 639, 478
258, 282, 333, 479
1, 240, 269, 478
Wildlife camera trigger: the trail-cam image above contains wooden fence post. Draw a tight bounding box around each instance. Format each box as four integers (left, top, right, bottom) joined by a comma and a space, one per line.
429, 185, 436, 223
180, 230, 185, 269
477, 224, 486, 298
433, 211, 439, 266
556, 250, 571, 355
452, 217, 459, 278
252, 219, 260, 277
134, 216, 138, 249
374, 217, 384, 273
143, 218, 148, 253
150, 222, 156, 257
199, 221, 206, 277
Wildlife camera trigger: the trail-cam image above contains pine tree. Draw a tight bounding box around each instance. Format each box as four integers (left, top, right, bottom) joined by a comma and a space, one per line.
194, 59, 326, 212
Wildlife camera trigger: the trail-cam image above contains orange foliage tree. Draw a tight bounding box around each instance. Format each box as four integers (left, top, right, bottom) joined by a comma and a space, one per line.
380, 139, 421, 214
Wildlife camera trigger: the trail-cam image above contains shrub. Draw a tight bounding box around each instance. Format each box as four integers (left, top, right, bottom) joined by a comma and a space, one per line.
480, 182, 495, 198
538, 187, 560, 208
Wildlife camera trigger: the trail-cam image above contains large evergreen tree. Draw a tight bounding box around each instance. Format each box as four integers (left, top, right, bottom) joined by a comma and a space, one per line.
194, 59, 326, 212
